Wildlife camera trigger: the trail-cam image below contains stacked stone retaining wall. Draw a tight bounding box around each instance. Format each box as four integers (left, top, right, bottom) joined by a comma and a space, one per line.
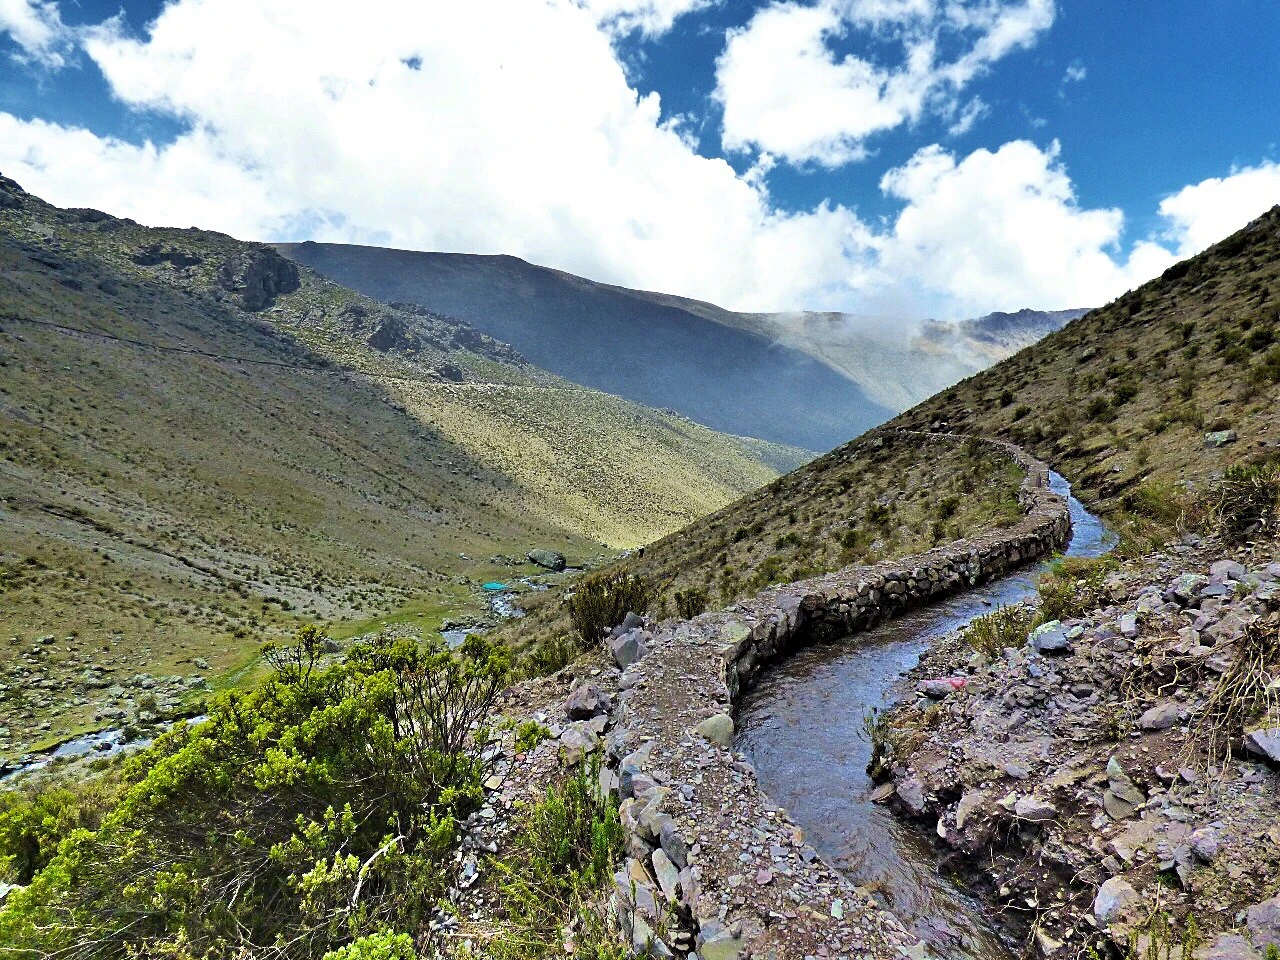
600, 432, 1072, 959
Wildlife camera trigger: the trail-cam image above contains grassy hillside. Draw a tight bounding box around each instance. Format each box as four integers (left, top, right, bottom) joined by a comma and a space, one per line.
496, 429, 1027, 664
279, 242, 895, 451
0, 174, 803, 753
896, 205, 1280, 548
280, 243, 1079, 430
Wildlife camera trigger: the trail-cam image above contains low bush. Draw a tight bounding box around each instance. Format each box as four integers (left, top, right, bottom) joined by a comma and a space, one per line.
0, 626, 508, 960
1208, 461, 1280, 541
519, 633, 577, 677
1037, 555, 1118, 622
673, 586, 709, 619
1125, 480, 1187, 526
322, 931, 418, 960
485, 760, 625, 960
568, 571, 651, 644
0, 775, 126, 886
963, 604, 1035, 658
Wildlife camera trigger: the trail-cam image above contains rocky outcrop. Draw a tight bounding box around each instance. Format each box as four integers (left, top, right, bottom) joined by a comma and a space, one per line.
218, 246, 301, 310
597, 432, 1071, 959
526, 549, 567, 572
0, 175, 26, 210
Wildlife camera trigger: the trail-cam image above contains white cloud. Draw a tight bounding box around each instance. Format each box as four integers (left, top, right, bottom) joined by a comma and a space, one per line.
1157, 160, 1280, 257
867, 139, 1175, 317
1063, 60, 1086, 84
0, 0, 71, 66
580, 0, 711, 37
0, 0, 1274, 327
714, 0, 1054, 167
945, 96, 988, 137
3, 0, 867, 311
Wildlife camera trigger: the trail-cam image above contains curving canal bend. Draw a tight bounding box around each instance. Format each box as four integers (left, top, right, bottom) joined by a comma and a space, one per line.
736, 472, 1114, 960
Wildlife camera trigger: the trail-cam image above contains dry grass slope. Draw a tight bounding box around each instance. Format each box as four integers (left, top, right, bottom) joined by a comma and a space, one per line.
0, 175, 803, 753
897, 206, 1280, 551
497, 430, 1027, 662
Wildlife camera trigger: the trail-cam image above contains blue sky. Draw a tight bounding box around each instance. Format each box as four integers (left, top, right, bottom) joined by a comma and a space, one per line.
0, 0, 1277, 320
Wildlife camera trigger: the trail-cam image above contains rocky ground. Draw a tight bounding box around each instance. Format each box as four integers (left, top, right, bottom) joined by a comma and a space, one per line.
446, 623, 919, 960
879, 536, 1280, 960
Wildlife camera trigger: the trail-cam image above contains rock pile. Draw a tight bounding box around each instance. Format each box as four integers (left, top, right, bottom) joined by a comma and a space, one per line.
881, 542, 1280, 958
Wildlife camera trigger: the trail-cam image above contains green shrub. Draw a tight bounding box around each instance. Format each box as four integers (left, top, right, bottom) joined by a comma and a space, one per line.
963, 604, 1035, 658
1125, 480, 1186, 526
0, 626, 508, 960
519, 633, 577, 677
998, 389, 1014, 407
514, 719, 552, 753
486, 760, 625, 960
1112, 381, 1139, 405
567, 571, 651, 644
1085, 395, 1112, 421
1037, 556, 1118, 622
0, 777, 125, 885
321, 931, 418, 960
673, 586, 709, 619
1209, 461, 1280, 541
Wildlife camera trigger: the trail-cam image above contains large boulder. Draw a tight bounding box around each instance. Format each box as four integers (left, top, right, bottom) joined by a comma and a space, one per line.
1013, 795, 1057, 823
1093, 876, 1140, 924
565, 682, 612, 720
694, 713, 734, 748
1247, 896, 1280, 951
1244, 726, 1280, 766
608, 628, 649, 669
1028, 620, 1071, 654
526, 548, 566, 571
1139, 701, 1183, 731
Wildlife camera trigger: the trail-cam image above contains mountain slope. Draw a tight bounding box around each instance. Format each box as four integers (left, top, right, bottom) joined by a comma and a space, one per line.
277, 243, 894, 452
494, 210, 1280, 663
497, 427, 1029, 665
278, 243, 1081, 440
733, 306, 1088, 410
0, 174, 804, 751
896, 205, 1280, 543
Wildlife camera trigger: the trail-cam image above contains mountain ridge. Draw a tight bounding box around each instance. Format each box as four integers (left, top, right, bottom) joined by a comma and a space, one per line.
279, 240, 1084, 431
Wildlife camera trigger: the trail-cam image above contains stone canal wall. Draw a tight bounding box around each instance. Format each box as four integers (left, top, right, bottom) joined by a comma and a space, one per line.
598, 431, 1072, 959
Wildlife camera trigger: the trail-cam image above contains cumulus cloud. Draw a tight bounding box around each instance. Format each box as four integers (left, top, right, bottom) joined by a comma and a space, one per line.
0, 0, 72, 66
580, 0, 711, 37
868, 139, 1175, 317
1157, 160, 1280, 257
4, 0, 869, 310
0, 0, 1275, 324
714, 0, 1054, 167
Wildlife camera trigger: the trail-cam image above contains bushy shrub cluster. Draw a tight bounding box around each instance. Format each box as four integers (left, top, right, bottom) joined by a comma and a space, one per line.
0, 626, 508, 960
568, 571, 651, 644
1037, 555, 1119, 622
963, 604, 1036, 658
1209, 461, 1280, 541
486, 760, 625, 960
673, 586, 709, 619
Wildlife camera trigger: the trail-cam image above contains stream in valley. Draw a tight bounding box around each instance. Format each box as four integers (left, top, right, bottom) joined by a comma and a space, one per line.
736, 472, 1114, 960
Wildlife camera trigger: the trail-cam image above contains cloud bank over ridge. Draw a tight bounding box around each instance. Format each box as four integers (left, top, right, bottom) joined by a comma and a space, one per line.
0, 0, 1277, 319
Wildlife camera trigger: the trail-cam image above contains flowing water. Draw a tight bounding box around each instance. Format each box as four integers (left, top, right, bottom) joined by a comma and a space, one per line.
737, 472, 1114, 960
